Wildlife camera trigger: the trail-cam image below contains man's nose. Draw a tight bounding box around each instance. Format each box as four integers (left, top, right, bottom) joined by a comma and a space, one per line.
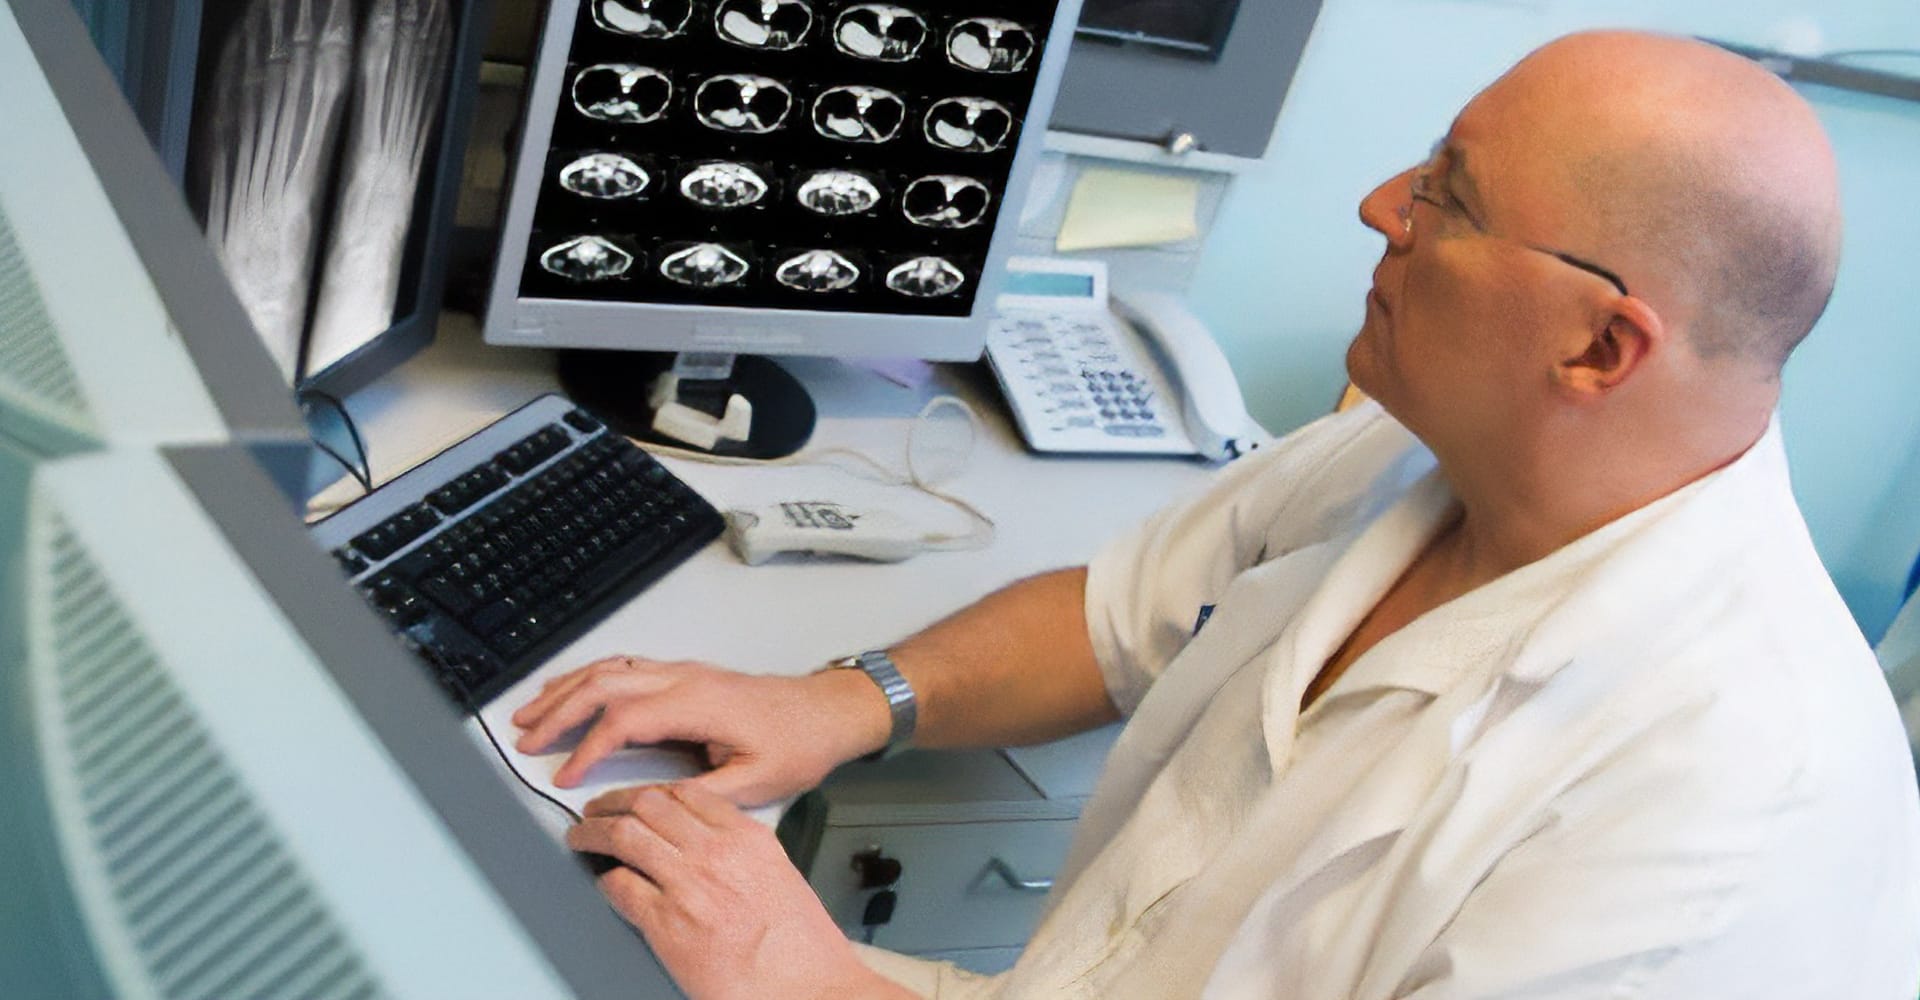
1359, 169, 1416, 250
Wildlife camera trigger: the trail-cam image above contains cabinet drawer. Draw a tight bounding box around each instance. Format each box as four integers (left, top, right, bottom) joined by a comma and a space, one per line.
810, 818, 1076, 954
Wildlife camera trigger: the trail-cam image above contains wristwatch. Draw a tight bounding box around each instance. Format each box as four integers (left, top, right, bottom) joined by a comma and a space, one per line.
827, 649, 917, 760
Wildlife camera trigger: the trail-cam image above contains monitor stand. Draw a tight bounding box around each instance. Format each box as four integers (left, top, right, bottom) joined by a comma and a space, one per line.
556, 350, 816, 461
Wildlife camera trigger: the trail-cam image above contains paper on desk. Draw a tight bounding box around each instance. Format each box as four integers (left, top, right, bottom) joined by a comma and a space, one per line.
304, 473, 365, 523
1055, 166, 1201, 252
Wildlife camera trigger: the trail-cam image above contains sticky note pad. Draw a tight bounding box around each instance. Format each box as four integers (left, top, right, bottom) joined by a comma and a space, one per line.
1055, 166, 1201, 252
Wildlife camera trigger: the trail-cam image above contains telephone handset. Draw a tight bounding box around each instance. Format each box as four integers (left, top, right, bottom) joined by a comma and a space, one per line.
984, 257, 1268, 461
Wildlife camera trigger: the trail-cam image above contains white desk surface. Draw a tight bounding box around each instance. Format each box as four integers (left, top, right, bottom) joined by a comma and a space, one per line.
338, 315, 1222, 825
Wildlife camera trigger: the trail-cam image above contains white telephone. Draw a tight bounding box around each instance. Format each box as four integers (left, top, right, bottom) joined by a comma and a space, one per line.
985, 257, 1269, 461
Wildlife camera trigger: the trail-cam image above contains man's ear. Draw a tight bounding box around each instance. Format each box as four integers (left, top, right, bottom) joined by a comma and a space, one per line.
1555, 297, 1663, 396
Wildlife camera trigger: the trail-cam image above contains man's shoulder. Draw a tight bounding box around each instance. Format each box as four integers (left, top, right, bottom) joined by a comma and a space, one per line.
1641, 489, 1883, 739
1594, 603, 1920, 997
1542, 543, 1908, 850
1509, 450, 1903, 830
1683, 575, 1900, 796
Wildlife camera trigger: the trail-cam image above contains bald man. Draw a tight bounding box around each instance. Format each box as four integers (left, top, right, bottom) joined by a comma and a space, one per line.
517, 31, 1920, 999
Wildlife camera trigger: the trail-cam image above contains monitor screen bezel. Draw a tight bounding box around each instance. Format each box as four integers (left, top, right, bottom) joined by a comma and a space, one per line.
482, 0, 1087, 363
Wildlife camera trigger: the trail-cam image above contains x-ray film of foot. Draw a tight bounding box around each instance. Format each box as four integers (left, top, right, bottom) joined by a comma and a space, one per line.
200, 0, 356, 382
309, 0, 454, 375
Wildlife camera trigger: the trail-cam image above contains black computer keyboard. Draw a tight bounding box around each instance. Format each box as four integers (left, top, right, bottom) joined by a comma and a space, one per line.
310, 394, 724, 705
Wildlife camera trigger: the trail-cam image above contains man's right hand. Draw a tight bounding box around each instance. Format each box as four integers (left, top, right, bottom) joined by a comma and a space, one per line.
510, 657, 892, 807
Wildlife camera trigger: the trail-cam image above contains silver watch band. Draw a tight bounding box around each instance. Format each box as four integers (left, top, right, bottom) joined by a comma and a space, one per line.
835, 649, 916, 758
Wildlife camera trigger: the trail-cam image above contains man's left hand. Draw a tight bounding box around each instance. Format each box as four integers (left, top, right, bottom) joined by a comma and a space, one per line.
569, 782, 912, 1000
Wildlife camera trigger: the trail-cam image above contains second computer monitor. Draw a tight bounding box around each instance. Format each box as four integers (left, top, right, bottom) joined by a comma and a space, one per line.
483, 0, 1083, 362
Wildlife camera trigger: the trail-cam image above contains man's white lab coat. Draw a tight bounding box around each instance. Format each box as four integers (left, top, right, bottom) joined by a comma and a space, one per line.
863, 402, 1920, 998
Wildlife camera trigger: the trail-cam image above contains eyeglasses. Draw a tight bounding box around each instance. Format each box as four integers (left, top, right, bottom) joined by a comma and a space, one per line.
1407, 140, 1630, 297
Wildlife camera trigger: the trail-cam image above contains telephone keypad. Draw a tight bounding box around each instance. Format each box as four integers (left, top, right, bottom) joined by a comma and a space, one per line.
985, 306, 1199, 456
1082, 368, 1158, 427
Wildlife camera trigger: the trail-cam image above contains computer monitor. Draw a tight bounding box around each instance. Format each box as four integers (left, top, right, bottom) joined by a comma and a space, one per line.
1, 0, 311, 495
75, 0, 496, 402
1076, 0, 1242, 60
272, 0, 495, 401
0, 439, 679, 998
1, 3, 683, 991
481, 0, 1086, 453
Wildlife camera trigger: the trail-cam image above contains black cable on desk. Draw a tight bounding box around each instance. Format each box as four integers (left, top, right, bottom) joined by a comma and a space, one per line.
462, 692, 583, 825
297, 388, 374, 493
310, 438, 373, 495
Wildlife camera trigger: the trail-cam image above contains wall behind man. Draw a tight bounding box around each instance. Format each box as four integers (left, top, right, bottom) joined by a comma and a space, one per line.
1186, 0, 1920, 642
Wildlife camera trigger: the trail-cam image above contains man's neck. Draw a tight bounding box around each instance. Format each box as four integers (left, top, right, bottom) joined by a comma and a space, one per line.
1438, 407, 1771, 582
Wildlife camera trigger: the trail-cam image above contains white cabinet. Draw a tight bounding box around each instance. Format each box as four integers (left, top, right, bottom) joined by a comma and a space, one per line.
815, 817, 1076, 953
781, 747, 1098, 972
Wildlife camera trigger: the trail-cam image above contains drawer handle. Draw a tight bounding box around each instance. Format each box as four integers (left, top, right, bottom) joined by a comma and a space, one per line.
986, 857, 1054, 893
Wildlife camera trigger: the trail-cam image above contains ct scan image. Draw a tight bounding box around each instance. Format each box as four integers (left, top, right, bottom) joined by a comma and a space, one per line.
518, 0, 1063, 318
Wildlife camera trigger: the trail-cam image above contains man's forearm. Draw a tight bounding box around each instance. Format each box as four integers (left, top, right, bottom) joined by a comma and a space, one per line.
884, 567, 1119, 750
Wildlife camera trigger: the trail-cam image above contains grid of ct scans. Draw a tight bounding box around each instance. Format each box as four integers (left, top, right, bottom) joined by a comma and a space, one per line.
518, 0, 1064, 317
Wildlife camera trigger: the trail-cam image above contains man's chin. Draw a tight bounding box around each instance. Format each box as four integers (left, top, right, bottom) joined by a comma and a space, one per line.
1344, 333, 1380, 400
1345, 337, 1412, 423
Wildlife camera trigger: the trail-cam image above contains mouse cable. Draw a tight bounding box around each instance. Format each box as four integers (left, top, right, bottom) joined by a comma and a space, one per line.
296, 387, 373, 490
309, 438, 372, 496
463, 694, 583, 824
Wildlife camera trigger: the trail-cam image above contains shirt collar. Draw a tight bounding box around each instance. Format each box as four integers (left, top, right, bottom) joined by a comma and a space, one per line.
1502, 415, 1794, 684
1283, 416, 1793, 709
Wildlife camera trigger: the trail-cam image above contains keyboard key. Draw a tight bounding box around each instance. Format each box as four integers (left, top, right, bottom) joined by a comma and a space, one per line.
321, 400, 723, 706
362, 575, 429, 626
427, 464, 510, 517
468, 596, 522, 636
419, 575, 473, 615
494, 624, 535, 658
352, 503, 441, 561
496, 425, 572, 475
332, 547, 370, 577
